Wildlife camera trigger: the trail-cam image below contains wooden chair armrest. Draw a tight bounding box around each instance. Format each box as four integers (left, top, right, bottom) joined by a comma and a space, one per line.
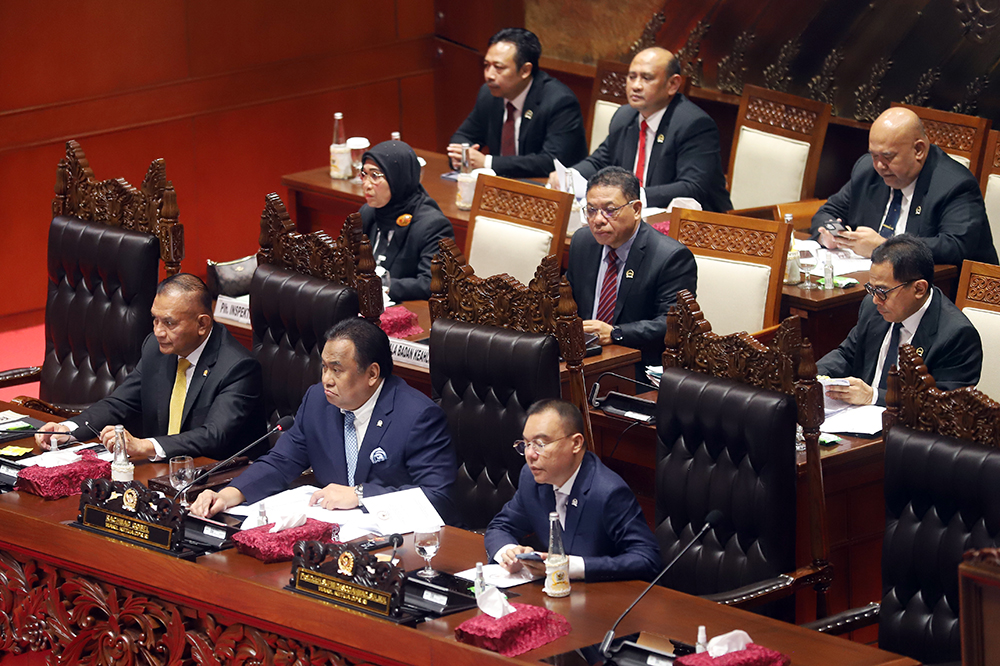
0, 366, 41, 389
801, 602, 880, 635
9, 396, 85, 418
751, 324, 782, 346
701, 563, 833, 610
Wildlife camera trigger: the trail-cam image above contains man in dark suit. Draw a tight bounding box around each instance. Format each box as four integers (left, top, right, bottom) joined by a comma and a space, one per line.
818, 234, 982, 406
486, 399, 661, 582
36, 274, 264, 460
551, 47, 731, 213
812, 107, 997, 265
446, 28, 587, 178
191, 318, 456, 521
566, 167, 697, 367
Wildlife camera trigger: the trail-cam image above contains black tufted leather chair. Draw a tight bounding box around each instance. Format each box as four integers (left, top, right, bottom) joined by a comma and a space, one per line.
654, 367, 798, 615
430, 318, 562, 530
250, 263, 360, 432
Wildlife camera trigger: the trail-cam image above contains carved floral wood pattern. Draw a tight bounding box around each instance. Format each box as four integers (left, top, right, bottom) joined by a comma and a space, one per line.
256, 193, 383, 324
598, 69, 628, 102
478, 186, 560, 229
922, 118, 977, 153
0, 549, 358, 666
965, 272, 1000, 306
884, 344, 1000, 448
674, 220, 778, 258
52, 140, 183, 276
745, 95, 819, 135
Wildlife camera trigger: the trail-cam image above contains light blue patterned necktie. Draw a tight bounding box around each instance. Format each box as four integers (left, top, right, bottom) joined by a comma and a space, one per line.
344, 410, 358, 486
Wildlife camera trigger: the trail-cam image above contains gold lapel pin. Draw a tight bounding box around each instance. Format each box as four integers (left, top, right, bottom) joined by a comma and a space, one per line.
571, 498, 578, 507
376, 420, 383, 427
914, 206, 921, 215
625, 269, 635, 279
203, 369, 209, 377
656, 134, 664, 143
524, 109, 533, 120
916, 347, 924, 356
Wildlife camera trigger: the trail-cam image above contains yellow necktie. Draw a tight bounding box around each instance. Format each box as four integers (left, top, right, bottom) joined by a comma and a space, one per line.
168, 358, 192, 435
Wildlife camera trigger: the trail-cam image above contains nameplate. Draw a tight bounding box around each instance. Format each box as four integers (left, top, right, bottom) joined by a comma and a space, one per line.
293, 567, 393, 616
389, 338, 430, 369
214, 295, 251, 326
81, 504, 175, 551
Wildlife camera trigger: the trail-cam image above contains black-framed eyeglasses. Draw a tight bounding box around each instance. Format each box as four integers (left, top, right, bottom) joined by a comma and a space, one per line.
864, 280, 912, 301
584, 200, 639, 221
359, 168, 386, 183
513, 434, 573, 456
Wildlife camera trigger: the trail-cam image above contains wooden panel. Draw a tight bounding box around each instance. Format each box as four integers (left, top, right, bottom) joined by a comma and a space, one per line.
432, 38, 487, 151
400, 73, 439, 149
434, 0, 524, 51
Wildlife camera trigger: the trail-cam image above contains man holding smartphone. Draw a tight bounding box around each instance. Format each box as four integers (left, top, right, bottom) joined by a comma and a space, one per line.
484, 400, 661, 582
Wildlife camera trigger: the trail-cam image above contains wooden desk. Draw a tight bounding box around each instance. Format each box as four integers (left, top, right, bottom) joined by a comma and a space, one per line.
0, 402, 916, 666
781, 263, 959, 358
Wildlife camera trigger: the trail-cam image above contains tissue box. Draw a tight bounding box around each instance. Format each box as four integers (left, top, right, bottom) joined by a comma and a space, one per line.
379, 305, 423, 338
232, 518, 338, 563
676, 644, 790, 666
455, 603, 571, 657
14, 450, 110, 500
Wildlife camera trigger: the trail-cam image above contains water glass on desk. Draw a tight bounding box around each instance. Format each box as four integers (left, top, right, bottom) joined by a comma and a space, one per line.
169, 455, 195, 507
413, 528, 441, 579
799, 249, 819, 290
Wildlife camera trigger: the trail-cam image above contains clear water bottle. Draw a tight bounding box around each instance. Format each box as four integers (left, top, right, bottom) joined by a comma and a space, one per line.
824, 253, 835, 290
329, 112, 351, 179
110, 424, 133, 482
474, 561, 486, 596
544, 511, 570, 597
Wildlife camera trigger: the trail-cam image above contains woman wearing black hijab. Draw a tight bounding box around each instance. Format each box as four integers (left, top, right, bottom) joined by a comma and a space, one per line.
359, 141, 454, 302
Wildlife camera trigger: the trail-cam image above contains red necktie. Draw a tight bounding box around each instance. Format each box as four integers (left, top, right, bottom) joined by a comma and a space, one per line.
635, 119, 649, 186
595, 250, 619, 324
501, 102, 517, 156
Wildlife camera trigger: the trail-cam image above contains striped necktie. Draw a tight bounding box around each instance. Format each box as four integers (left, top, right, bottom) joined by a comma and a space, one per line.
595, 250, 619, 324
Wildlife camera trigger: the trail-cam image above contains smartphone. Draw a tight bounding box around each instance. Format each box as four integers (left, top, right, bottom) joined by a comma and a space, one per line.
514, 551, 544, 561
823, 220, 850, 237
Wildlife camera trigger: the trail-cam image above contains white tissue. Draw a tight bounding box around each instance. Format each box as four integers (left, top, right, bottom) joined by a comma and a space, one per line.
665, 197, 703, 213
476, 584, 515, 619
268, 513, 307, 533
707, 629, 752, 657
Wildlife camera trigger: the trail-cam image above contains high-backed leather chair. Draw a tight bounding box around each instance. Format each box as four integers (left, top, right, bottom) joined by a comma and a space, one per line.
656, 291, 831, 618
428, 239, 592, 529
807, 345, 1000, 664
252, 193, 383, 430
0, 140, 182, 416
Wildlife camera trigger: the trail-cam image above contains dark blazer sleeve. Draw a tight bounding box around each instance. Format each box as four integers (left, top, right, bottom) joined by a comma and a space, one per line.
484, 465, 540, 559
581, 483, 662, 582
385, 210, 454, 302
927, 322, 983, 391
643, 112, 729, 210
573, 104, 634, 180
915, 167, 996, 266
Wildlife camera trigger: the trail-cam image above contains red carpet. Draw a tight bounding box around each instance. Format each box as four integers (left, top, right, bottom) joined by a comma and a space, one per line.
0, 321, 43, 402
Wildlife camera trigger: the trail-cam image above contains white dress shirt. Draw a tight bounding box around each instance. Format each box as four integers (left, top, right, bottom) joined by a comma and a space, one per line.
870, 289, 933, 403
342, 378, 385, 457
632, 106, 666, 184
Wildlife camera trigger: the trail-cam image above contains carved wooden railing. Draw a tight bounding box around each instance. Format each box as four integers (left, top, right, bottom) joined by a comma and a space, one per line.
52, 139, 183, 275
428, 238, 594, 451
662, 289, 831, 617
883, 344, 1000, 448
256, 193, 383, 325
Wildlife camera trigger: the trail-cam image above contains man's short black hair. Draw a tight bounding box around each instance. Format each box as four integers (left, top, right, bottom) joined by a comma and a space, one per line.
871, 234, 934, 284
157, 273, 212, 314
665, 51, 681, 79
325, 317, 394, 378
488, 27, 541, 74
587, 166, 641, 202
526, 399, 585, 438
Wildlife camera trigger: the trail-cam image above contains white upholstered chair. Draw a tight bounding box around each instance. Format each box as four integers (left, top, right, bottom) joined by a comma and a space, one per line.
955, 259, 1000, 399
465, 175, 572, 285
587, 60, 629, 153
979, 129, 1000, 261
668, 208, 792, 334
728, 85, 830, 211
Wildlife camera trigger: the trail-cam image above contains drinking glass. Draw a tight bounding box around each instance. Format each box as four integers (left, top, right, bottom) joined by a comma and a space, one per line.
413, 528, 441, 579
169, 455, 195, 507
798, 249, 819, 290
347, 137, 370, 181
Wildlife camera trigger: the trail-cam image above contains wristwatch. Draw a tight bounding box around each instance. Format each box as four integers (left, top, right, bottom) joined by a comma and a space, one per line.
610, 327, 624, 344
353, 484, 364, 503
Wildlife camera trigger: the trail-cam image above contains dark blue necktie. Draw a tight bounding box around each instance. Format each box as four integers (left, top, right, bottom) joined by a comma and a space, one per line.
880, 189, 903, 239
878, 322, 903, 390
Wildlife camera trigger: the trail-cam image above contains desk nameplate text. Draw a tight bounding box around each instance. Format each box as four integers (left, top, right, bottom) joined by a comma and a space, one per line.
81, 504, 174, 551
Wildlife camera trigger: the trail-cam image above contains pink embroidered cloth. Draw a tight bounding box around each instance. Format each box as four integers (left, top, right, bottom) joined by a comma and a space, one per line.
676, 644, 790, 666
232, 518, 338, 563
455, 602, 571, 657
379, 305, 423, 339
14, 449, 110, 500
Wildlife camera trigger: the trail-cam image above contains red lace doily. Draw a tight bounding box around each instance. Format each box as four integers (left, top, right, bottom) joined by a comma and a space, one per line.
455, 602, 571, 657
676, 644, 790, 666
379, 305, 423, 339
14, 450, 110, 500
232, 518, 339, 563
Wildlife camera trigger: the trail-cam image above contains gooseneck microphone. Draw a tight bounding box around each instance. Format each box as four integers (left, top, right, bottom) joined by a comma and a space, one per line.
172, 415, 294, 502
389, 533, 404, 562
599, 510, 724, 658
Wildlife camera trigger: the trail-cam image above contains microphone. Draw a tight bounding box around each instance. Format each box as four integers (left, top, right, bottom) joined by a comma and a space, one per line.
172, 415, 294, 502
591, 371, 658, 395
599, 510, 724, 659
388, 533, 403, 562
588, 381, 601, 408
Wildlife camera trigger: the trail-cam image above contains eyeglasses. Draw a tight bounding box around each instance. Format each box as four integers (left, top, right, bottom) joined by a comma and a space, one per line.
513, 434, 574, 456
359, 168, 386, 183
584, 200, 639, 221
864, 280, 912, 301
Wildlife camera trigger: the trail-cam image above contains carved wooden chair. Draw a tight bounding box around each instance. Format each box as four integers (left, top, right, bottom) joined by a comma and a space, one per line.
465, 174, 573, 285
805, 345, 1000, 664
668, 208, 792, 335
893, 102, 991, 176
587, 59, 630, 153
654, 290, 831, 620
978, 129, 1000, 261
428, 239, 593, 529
954, 260, 1000, 399
728, 85, 831, 210
252, 193, 383, 431
0, 140, 183, 416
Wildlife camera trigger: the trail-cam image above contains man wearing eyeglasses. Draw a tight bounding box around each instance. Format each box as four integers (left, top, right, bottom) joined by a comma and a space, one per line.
565, 166, 697, 368
485, 399, 661, 582
817, 234, 982, 406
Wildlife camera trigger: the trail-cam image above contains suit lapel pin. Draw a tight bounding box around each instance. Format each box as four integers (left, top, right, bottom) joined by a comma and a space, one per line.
916, 347, 924, 356
524, 109, 533, 120
656, 134, 664, 143
203, 369, 209, 377
376, 420, 383, 427
571, 498, 578, 507
914, 205, 921, 215
625, 269, 634, 279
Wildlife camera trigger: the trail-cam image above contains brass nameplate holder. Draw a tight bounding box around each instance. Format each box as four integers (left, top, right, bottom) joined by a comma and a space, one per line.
287, 541, 416, 624
74, 478, 190, 557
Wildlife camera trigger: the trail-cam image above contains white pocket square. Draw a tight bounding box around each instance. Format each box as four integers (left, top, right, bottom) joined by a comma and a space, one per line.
370, 447, 387, 464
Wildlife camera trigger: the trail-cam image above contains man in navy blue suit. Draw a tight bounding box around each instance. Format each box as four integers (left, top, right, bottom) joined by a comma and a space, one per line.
191, 318, 456, 521
485, 400, 661, 582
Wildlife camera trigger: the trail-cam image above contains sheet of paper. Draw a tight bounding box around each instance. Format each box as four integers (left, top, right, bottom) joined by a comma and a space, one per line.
0, 410, 28, 425
361, 487, 444, 534
18, 443, 112, 468
820, 404, 885, 435
455, 563, 540, 588
0, 420, 32, 431
803, 248, 871, 277
818, 377, 852, 414
229, 485, 383, 538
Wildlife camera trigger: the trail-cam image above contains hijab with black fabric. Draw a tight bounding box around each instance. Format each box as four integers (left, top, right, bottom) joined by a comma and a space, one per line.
359, 141, 454, 302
